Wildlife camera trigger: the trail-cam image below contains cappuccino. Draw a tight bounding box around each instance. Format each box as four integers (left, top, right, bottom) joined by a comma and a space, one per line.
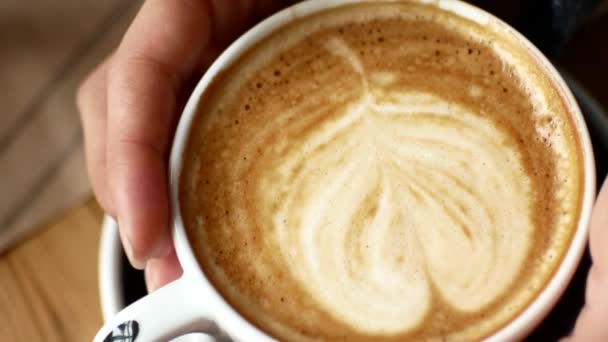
180, 1, 583, 340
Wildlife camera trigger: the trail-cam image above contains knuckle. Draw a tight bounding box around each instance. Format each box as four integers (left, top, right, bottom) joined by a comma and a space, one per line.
114, 51, 180, 91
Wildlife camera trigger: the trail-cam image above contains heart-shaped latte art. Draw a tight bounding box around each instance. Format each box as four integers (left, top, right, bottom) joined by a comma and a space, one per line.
252, 37, 534, 333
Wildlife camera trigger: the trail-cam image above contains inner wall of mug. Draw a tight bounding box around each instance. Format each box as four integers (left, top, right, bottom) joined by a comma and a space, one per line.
167, 0, 596, 340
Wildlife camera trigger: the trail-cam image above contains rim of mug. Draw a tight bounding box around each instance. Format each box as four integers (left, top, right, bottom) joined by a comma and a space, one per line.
166, 0, 596, 341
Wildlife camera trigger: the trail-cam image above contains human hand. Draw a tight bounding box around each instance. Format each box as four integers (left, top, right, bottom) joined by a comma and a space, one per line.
77, 0, 282, 292
563, 178, 608, 341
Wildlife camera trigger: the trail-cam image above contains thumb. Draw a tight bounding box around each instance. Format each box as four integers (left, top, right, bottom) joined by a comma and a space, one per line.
563, 178, 608, 342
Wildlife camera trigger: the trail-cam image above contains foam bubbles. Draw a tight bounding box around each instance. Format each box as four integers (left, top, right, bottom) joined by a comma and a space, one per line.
469, 84, 482, 97
268, 88, 533, 334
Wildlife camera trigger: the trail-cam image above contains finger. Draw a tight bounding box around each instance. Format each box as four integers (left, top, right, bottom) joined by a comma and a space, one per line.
589, 178, 608, 272
564, 265, 608, 342
563, 178, 608, 341
107, 0, 215, 268
77, 56, 114, 216
144, 250, 182, 292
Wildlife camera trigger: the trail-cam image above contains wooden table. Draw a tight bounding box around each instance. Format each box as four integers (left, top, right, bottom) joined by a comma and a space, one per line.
0, 199, 104, 341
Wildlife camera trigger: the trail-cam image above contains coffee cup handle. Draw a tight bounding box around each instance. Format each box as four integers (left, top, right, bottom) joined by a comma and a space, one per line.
93, 277, 217, 342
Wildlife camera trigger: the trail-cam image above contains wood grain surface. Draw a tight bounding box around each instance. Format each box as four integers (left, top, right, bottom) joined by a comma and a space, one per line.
0, 199, 103, 341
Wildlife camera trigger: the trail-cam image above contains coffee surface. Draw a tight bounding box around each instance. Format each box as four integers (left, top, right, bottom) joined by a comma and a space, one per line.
180, 1, 583, 340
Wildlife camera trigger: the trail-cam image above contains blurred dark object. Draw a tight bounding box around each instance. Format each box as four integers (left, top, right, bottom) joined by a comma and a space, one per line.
121, 252, 147, 306
469, 0, 604, 57
559, 14, 608, 113
519, 0, 601, 56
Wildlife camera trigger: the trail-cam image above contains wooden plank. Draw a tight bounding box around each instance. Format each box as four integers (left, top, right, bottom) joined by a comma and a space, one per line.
0, 198, 104, 341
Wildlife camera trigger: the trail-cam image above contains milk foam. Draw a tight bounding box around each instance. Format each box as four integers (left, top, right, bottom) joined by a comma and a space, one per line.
265, 37, 533, 333
181, 2, 583, 340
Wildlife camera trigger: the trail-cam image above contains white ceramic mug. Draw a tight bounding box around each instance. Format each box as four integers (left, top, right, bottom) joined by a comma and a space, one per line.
94, 1, 596, 341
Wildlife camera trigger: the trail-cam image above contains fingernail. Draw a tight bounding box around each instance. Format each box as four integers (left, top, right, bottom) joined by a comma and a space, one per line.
152, 233, 173, 259
145, 267, 158, 293
123, 236, 146, 270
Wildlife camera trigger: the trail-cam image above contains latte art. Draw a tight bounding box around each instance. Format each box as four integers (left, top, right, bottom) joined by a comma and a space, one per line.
181, 2, 584, 341
270, 38, 533, 333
